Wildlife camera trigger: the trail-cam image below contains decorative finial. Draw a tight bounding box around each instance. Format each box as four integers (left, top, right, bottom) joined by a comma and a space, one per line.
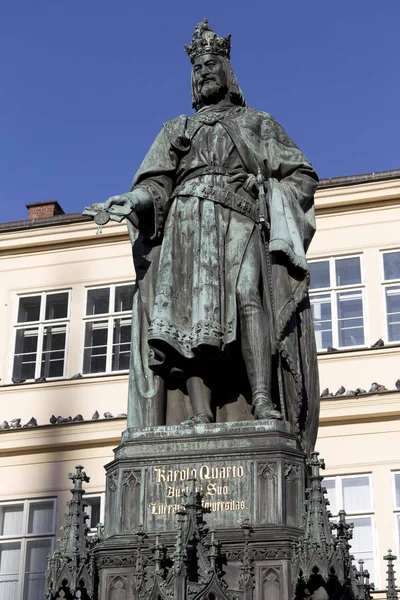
68, 464, 90, 487
185, 19, 231, 64
384, 550, 399, 600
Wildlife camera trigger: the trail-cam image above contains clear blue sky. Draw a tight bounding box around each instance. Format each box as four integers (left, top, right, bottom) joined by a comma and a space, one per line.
1, 0, 399, 222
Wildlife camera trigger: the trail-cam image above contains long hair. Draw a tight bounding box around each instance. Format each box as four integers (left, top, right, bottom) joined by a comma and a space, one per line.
191, 55, 247, 111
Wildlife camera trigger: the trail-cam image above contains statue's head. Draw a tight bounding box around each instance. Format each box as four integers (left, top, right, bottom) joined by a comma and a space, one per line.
185, 19, 246, 111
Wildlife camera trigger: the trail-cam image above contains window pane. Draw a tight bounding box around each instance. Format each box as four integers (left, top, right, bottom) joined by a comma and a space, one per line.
86, 288, 110, 315
23, 539, 52, 600
23, 572, 46, 600
0, 505, 23, 536
45, 292, 68, 320
324, 479, 337, 515
342, 477, 371, 512
28, 502, 54, 535
383, 251, 400, 281
13, 328, 38, 380
397, 515, 400, 551
83, 320, 108, 374
309, 261, 330, 290
112, 318, 131, 371
395, 474, 400, 508
17, 296, 41, 323
335, 257, 362, 287
337, 291, 364, 347
40, 326, 66, 378
114, 285, 134, 312
311, 294, 332, 350
85, 497, 101, 529
386, 286, 400, 342
0, 542, 20, 599
351, 516, 374, 582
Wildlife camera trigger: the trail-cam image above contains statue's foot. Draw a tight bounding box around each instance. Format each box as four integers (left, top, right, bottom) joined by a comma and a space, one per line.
253, 399, 282, 421
181, 413, 213, 426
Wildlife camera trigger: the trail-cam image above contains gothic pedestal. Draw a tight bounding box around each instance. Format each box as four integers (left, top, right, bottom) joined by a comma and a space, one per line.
95, 420, 307, 599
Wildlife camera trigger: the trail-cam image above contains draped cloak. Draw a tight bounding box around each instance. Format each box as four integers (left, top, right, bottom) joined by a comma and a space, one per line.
126, 105, 320, 455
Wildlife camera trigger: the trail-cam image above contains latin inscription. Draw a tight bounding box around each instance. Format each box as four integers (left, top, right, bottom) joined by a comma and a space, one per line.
149, 463, 247, 516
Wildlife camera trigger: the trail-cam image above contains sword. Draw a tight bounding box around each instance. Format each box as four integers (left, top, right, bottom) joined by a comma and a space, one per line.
257, 169, 286, 420
257, 168, 270, 231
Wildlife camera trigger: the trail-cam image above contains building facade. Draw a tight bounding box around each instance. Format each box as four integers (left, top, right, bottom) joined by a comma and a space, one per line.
0, 171, 399, 599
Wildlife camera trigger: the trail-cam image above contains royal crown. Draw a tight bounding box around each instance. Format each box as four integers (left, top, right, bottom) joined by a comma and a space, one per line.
185, 19, 231, 64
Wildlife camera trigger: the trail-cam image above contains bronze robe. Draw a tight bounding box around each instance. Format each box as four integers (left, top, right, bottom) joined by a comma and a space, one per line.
126, 105, 319, 455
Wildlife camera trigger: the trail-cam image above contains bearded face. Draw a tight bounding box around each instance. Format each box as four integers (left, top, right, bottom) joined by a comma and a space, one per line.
193, 54, 228, 105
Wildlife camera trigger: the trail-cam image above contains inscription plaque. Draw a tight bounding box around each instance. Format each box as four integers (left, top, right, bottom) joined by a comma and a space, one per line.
146, 460, 252, 530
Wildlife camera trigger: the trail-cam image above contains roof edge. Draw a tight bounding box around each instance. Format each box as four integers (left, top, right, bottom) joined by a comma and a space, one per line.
318, 168, 400, 189
1, 168, 400, 232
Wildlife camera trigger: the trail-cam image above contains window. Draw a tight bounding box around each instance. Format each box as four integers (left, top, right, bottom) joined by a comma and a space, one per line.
84, 493, 105, 533
324, 475, 377, 584
393, 473, 400, 558
83, 284, 134, 374
0, 499, 56, 600
12, 292, 70, 381
382, 251, 400, 343
309, 256, 366, 351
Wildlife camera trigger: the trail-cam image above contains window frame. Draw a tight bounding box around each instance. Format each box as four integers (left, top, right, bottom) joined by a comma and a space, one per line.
84, 492, 105, 533
381, 250, 400, 345
82, 282, 134, 377
323, 473, 378, 586
309, 254, 368, 352
0, 498, 57, 600
392, 472, 400, 561
11, 290, 71, 382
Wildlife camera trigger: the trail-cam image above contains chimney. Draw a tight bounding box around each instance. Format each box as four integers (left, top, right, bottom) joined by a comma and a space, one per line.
26, 200, 65, 220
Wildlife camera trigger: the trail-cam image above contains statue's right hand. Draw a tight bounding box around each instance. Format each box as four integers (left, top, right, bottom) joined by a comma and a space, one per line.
103, 188, 152, 213
103, 194, 132, 211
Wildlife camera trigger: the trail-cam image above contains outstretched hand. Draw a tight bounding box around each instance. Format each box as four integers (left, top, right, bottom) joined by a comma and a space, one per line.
103, 188, 153, 213
103, 195, 130, 211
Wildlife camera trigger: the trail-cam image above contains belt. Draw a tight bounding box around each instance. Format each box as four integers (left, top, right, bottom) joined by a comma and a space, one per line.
176, 165, 233, 186
172, 180, 259, 223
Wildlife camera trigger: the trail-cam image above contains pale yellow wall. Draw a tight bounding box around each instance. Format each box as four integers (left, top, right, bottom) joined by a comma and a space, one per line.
0, 419, 123, 532
310, 182, 400, 393
311, 181, 400, 588
318, 393, 400, 589
0, 220, 132, 424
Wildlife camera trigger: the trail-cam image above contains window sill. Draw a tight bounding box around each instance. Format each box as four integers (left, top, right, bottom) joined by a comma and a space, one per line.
1, 371, 129, 390
318, 343, 400, 360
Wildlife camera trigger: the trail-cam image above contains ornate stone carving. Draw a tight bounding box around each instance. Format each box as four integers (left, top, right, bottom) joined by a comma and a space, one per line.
108, 575, 127, 600
97, 555, 138, 569
45, 465, 101, 599
258, 462, 277, 479
122, 469, 141, 487
108, 471, 118, 492
284, 463, 300, 481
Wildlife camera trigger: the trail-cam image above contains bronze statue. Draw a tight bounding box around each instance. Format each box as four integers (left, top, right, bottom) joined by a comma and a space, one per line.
84, 20, 319, 454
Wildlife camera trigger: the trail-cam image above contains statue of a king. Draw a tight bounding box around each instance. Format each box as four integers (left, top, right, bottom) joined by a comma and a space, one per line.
84, 20, 320, 455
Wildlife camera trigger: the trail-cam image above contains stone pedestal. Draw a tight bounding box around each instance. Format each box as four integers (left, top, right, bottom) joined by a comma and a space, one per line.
95, 420, 306, 599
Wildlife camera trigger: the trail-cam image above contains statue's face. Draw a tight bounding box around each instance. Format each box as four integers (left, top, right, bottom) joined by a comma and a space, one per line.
193, 54, 228, 104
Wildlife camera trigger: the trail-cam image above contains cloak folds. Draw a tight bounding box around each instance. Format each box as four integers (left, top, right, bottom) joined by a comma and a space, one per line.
126, 106, 320, 455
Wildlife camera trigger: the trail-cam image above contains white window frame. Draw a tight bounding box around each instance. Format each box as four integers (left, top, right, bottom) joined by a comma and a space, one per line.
324, 474, 378, 586
82, 283, 134, 376
309, 255, 368, 351
12, 290, 71, 382
381, 250, 400, 345
392, 472, 400, 561
84, 492, 105, 533
0, 498, 57, 600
